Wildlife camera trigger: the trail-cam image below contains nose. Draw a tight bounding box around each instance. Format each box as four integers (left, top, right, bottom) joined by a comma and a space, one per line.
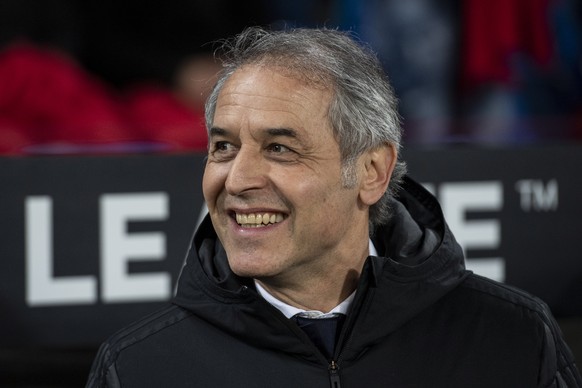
225, 147, 268, 196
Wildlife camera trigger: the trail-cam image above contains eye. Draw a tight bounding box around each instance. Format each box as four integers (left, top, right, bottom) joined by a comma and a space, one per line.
215, 141, 231, 152
210, 141, 237, 160
267, 143, 291, 153
265, 143, 299, 162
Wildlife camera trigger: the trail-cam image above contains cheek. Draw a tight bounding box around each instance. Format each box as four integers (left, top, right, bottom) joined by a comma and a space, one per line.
288, 177, 351, 227
202, 165, 223, 207
283, 176, 328, 208
294, 172, 345, 201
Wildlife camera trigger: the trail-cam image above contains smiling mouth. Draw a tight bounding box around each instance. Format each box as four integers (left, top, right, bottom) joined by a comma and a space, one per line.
235, 212, 285, 228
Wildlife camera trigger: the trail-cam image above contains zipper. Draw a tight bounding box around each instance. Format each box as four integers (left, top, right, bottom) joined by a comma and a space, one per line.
329, 360, 341, 388
327, 269, 375, 388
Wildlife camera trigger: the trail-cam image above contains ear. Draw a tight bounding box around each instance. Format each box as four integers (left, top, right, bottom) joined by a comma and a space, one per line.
359, 143, 397, 206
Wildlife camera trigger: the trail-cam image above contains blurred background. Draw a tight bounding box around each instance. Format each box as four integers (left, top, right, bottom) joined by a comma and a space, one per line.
0, 0, 581, 386
1, 0, 581, 153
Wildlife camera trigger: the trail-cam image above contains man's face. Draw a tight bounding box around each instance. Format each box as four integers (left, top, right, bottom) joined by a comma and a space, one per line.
202, 65, 370, 286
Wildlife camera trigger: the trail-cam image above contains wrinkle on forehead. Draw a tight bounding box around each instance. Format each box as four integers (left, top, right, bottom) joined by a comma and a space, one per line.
216, 65, 333, 126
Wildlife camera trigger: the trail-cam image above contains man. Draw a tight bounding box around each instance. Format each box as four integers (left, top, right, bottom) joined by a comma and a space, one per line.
87, 27, 581, 387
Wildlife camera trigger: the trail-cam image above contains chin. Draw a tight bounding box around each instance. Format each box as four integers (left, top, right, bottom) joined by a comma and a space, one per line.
227, 257, 274, 279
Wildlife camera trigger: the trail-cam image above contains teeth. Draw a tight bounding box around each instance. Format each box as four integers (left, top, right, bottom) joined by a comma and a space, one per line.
236, 212, 284, 227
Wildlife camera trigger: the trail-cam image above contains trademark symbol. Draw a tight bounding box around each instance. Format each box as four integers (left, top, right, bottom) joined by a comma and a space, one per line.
515, 179, 559, 212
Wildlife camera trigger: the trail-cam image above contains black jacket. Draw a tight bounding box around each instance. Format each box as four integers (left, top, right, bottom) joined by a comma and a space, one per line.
87, 177, 581, 387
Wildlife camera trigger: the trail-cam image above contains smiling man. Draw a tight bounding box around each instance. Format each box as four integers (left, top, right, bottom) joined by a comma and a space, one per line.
87, 28, 581, 387
203, 64, 391, 313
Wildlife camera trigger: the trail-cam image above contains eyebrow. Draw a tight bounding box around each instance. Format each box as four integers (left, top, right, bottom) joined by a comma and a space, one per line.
209, 127, 227, 138
265, 127, 298, 139
209, 127, 299, 139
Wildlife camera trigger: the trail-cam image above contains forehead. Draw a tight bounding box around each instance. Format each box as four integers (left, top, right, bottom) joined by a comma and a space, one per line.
214, 65, 333, 133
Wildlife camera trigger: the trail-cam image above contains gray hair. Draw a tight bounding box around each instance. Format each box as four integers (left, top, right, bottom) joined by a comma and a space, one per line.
205, 27, 407, 232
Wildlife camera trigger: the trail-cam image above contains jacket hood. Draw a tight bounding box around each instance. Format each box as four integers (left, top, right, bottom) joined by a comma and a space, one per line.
173, 176, 469, 362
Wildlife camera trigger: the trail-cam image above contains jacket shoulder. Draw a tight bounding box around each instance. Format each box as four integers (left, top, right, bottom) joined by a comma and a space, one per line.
86, 305, 192, 387
460, 273, 551, 314
458, 273, 581, 387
